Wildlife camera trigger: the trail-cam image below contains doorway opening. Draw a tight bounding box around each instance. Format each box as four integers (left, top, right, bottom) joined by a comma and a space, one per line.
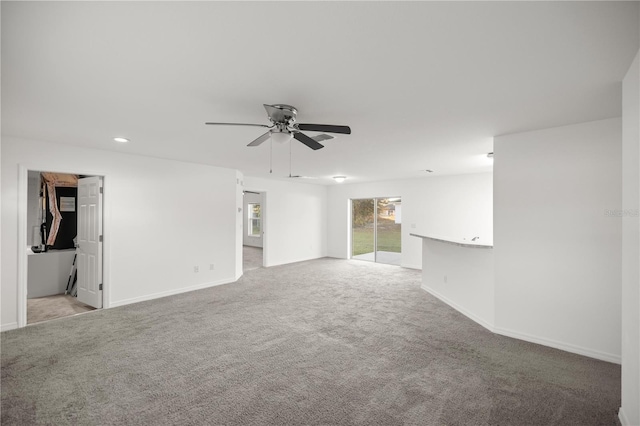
242, 190, 265, 272
22, 170, 104, 325
351, 197, 402, 266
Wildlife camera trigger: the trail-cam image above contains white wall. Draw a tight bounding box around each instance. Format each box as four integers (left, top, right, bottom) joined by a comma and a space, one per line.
1, 137, 242, 330
494, 118, 622, 363
243, 176, 327, 267
621, 50, 640, 426
242, 192, 263, 248
326, 173, 493, 269
27, 171, 41, 246
421, 239, 494, 329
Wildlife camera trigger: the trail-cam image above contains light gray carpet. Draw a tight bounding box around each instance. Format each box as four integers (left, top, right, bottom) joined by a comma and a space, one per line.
27, 294, 96, 325
1, 258, 620, 425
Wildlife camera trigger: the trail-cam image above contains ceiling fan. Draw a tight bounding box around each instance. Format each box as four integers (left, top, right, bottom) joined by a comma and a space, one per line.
205, 104, 351, 150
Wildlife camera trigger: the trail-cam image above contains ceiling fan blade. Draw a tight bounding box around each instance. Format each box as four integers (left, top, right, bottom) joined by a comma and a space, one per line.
311, 134, 335, 143
297, 124, 351, 134
205, 122, 271, 128
293, 132, 324, 150
247, 131, 271, 147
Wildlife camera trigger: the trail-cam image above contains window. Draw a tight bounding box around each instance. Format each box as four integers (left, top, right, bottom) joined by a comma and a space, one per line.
248, 203, 261, 237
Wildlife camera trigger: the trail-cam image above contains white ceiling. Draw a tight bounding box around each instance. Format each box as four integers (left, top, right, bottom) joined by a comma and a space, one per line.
2, 1, 638, 184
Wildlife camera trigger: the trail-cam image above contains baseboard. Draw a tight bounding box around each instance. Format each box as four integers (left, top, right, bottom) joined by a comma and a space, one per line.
401, 263, 422, 270
265, 255, 325, 268
1, 322, 18, 332
493, 326, 621, 365
109, 278, 235, 308
618, 407, 630, 426
421, 285, 621, 364
421, 285, 494, 332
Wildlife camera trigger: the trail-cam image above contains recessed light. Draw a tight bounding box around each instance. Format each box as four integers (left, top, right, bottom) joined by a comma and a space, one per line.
424, 169, 434, 173
113, 137, 129, 143
333, 176, 346, 183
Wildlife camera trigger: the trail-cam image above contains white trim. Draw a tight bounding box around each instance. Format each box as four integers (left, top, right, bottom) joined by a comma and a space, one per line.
101, 176, 111, 309
17, 165, 28, 328
401, 263, 422, 270
261, 191, 267, 267
1, 323, 19, 332
618, 407, 630, 426
265, 255, 325, 269
109, 278, 235, 308
493, 326, 621, 365
243, 189, 266, 266
421, 284, 495, 332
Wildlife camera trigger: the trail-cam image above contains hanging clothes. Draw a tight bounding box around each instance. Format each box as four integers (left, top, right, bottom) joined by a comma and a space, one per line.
40, 173, 78, 246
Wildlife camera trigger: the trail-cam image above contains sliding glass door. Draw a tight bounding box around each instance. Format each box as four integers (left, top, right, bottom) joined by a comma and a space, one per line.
351, 197, 401, 265
352, 199, 375, 262
376, 197, 401, 265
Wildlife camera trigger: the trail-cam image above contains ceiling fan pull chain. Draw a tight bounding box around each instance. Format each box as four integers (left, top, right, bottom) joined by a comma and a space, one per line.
269, 139, 273, 174
289, 140, 292, 177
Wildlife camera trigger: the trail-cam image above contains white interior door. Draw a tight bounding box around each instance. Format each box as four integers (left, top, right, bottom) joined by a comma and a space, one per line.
77, 176, 103, 308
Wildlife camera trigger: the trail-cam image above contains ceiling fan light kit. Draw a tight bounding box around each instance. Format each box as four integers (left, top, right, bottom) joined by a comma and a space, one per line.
270, 131, 293, 144
206, 103, 351, 151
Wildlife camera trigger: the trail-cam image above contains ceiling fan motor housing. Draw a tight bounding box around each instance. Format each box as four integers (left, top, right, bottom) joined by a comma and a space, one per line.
268, 104, 298, 126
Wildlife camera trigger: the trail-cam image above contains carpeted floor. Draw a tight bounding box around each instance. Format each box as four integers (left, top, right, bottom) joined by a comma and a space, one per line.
27, 294, 96, 325
1, 258, 621, 425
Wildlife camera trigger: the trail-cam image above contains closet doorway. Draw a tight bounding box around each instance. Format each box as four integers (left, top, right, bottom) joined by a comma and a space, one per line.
23, 170, 104, 325
351, 197, 402, 266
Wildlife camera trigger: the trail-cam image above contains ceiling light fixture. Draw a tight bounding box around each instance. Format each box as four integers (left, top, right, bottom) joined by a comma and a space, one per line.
333, 176, 346, 183
270, 131, 293, 144
113, 137, 129, 143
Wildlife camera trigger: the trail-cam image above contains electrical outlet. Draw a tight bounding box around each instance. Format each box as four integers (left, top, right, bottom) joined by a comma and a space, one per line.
411, 223, 416, 229
209, 263, 215, 270
444, 275, 447, 283
194, 266, 199, 273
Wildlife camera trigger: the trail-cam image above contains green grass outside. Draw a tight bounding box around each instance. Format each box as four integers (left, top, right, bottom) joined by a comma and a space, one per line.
352, 219, 401, 256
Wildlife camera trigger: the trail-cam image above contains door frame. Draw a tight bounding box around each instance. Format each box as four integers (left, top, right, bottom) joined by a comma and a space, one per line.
17, 165, 109, 328
242, 189, 266, 268
349, 195, 402, 263
76, 176, 104, 309
243, 191, 264, 249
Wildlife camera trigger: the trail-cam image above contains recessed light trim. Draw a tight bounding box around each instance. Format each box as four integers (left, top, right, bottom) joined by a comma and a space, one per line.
424, 169, 434, 173
113, 137, 130, 143
333, 176, 346, 183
